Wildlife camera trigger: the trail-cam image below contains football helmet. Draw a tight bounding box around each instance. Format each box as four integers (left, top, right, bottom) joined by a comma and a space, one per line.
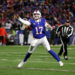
33, 10, 41, 20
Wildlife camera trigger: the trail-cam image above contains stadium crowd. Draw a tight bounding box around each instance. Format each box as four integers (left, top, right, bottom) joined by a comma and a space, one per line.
0, 0, 75, 45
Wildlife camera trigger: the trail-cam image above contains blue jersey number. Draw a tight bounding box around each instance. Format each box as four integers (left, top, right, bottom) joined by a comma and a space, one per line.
35, 27, 43, 34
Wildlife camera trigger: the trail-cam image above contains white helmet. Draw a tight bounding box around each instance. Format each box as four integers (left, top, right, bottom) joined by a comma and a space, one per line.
33, 10, 41, 20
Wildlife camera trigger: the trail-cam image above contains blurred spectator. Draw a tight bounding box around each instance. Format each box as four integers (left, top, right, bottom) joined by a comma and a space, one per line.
4, 20, 12, 33
50, 25, 56, 45
56, 21, 62, 27
0, 23, 8, 46
45, 28, 51, 44
0, 0, 74, 45
23, 26, 30, 45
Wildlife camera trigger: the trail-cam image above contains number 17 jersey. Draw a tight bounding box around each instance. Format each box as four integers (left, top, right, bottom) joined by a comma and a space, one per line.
30, 18, 46, 39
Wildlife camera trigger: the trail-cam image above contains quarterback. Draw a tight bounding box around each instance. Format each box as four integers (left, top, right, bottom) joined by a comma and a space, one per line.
16, 10, 64, 68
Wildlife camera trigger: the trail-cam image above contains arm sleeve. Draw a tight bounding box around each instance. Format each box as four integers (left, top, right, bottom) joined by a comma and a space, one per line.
56, 26, 62, 36
68, 26, 73, 37
18, 17, 31, 26
56, 25, 62, 33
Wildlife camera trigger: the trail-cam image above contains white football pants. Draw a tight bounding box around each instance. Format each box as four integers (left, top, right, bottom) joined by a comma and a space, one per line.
28, 36, 51, 53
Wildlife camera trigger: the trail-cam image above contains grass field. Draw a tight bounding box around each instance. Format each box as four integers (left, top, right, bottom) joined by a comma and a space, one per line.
0, 45, 75, 75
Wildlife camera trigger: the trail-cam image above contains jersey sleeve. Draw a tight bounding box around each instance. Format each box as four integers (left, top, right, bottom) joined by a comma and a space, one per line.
18, 17, 31, 26
68, 26, 73, 37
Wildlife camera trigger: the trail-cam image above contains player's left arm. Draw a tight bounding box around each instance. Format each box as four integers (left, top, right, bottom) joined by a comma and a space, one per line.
45, 22, 52, 30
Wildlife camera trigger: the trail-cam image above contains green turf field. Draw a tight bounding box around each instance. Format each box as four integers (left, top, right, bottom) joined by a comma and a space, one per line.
0, 45, 75, 75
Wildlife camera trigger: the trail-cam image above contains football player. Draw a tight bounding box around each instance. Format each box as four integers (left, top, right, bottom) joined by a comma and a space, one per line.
15, 10, 64, 68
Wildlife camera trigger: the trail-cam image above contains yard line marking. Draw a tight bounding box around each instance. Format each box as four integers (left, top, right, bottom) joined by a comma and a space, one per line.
52, 48, 75, 50
29, 60, 75, 65
0, 66, 75, 73
0, 58, 75, 65
28, 60, 75, 65
0, 45, 75, 49
0, 52, 75, 59
35, 56, 75, 59
0, 56, 75, 59
22, 67, 75, 72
